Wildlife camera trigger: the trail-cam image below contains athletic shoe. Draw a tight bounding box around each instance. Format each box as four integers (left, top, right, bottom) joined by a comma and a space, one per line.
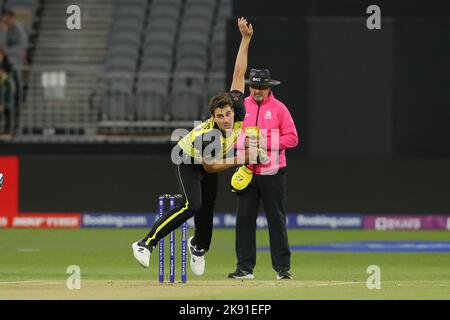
276, 270, 293, 280
228, 269, 255, 279
188, 236, 205, 275
132, 241, 152, 268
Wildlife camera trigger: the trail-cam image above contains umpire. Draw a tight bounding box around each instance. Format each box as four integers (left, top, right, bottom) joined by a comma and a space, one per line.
228, 69, 299, 280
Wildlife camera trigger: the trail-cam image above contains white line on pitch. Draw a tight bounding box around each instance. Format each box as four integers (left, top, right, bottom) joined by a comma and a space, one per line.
0, 280, 61, 285
17, 248, 40, 252
306, 281, 367, 287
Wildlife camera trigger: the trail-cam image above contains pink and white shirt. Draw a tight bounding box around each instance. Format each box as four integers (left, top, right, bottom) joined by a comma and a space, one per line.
237, 92, 299, 175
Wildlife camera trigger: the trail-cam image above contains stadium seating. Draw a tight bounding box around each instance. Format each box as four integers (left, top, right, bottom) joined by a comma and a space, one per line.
101, 75, 134, 121
170, 76, 206, 120
135, 74, 170, 121
134, 0, 179, 121
166, 0, 218, 120
102, 0, 146, 120
12, 0, 233, 140
220, 0, 232, 18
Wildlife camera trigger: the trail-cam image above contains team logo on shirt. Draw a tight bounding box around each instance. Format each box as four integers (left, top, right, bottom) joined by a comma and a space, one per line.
264, 110, 272, 119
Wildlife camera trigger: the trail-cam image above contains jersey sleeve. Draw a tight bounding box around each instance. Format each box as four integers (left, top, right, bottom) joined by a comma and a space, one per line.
230, 90, 245, 122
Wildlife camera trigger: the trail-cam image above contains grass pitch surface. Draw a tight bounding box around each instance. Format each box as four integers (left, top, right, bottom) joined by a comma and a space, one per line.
0, 229, 449, 299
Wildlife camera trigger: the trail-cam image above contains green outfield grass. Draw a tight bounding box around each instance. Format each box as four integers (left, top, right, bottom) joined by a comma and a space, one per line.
0, 228, 449, 299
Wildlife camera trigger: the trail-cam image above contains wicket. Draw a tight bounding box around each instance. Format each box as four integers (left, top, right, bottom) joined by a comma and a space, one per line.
158, 194, 187, 283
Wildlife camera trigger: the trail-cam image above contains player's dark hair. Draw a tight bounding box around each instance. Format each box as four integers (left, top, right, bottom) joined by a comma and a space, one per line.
209, 92, 234, 117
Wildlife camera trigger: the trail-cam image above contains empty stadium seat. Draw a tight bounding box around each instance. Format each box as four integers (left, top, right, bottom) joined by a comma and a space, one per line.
145, 30, 177, 47
181, 19, 211, 35
183, 6, 214, 22
145, 42, 172, 58
109, 32, 141, 50
101, 75, 134, 121
150, 6, 180, 22
113, 7, 145, 24
109, 44, 139, 62
170, 76, 206, 120
147, 18, 178, 35
177, 39, 209, 63
111, 18, 143, 34
135, 75, 170, 120
186, 0, 215, 11
219, 0, 232, 18
176, 58, 207, 73
152, 0, 183, 8
115, 0, 147, 7
140, 57, 172, 73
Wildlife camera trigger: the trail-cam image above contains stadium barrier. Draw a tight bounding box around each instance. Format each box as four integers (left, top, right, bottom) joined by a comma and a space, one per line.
1, 213, 449, 230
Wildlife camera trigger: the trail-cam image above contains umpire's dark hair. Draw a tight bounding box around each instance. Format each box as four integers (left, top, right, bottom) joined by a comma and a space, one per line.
209, 92, 234, 116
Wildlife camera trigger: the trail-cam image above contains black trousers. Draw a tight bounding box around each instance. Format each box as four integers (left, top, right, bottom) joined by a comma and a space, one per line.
235, 168, 291, 273
144, 162, 218, 251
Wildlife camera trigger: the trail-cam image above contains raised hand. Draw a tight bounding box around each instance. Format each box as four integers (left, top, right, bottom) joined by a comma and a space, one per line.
238, 17, 253, 39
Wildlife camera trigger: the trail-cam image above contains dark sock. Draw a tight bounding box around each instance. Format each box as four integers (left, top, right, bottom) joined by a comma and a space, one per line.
138, 238, 153, 250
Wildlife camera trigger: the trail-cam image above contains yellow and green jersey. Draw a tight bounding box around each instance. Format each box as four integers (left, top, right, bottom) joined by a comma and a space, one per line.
178, 90, 245, 163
